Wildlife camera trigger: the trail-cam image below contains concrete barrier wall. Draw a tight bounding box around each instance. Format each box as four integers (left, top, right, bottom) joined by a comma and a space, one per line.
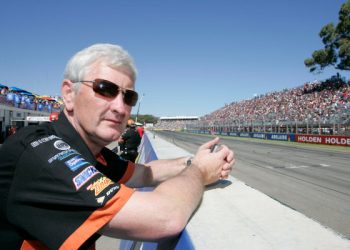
120, 133, 195, 250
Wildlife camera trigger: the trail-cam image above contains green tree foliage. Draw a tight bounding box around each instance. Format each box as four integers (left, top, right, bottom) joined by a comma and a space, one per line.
305, 0, 350, 72
130, 114, 158, 124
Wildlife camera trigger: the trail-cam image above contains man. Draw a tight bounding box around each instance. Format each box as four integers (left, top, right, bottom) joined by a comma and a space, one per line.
136, 124, 144, 138
0, 43, 235, 249
118, 119, 142, 162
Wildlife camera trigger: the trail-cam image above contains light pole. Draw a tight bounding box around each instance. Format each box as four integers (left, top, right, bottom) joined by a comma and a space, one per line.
135, 93, 145, 123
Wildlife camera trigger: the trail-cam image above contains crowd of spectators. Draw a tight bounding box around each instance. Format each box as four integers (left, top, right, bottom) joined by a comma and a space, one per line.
202, 77, 350, 127
0, 84, 62, 113
154, 76, 350, 132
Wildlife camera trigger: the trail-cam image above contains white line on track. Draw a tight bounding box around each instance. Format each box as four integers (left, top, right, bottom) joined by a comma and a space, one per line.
263, 164, 332, 169
289, 165, 310, 169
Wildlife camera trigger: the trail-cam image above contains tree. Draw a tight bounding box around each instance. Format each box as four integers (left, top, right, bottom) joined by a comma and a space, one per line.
304, 0, 350, 72
130, 114, 158, 124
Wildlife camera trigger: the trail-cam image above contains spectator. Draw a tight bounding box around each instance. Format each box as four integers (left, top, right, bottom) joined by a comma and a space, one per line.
136, 124, 145, 138
118, 119, 142, 162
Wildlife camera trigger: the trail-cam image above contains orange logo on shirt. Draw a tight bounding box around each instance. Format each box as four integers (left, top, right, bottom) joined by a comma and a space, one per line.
87, 177, 114, 196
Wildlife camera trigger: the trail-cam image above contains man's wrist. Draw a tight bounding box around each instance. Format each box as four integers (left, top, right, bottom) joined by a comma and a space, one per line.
183, 156, 205, 185
185, 156, 194, 167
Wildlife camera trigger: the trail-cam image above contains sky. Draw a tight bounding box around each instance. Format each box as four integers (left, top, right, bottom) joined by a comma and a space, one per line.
1, 0, 349, 117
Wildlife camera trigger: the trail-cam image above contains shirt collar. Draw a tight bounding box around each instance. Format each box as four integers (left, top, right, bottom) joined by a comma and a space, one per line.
52, 112, 97, 164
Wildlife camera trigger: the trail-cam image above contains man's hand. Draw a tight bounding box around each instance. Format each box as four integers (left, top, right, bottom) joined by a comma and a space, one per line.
191, 137, 235, 185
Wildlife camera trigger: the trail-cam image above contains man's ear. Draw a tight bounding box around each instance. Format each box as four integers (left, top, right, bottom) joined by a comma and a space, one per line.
61, 80, 76, 112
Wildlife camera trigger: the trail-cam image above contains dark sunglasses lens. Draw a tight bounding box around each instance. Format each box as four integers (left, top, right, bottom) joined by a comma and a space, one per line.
124, 90, 138, 106
93, 80, 138, 106
93, 81, 118, 98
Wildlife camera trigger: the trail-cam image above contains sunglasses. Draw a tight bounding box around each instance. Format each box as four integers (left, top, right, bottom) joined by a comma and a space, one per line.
77, 79, 139, 106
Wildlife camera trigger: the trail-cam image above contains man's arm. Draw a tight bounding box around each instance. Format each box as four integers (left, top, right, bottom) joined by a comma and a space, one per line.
100, 137, 235, 240
101, 164, 204, 240
125, 156, 189, 188
125, 137, 233, 188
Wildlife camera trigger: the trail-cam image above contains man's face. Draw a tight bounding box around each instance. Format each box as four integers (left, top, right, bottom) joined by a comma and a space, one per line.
67, 63, 135, 148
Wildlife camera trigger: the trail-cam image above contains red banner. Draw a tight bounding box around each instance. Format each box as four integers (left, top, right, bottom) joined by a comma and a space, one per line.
296, 134, 350, 146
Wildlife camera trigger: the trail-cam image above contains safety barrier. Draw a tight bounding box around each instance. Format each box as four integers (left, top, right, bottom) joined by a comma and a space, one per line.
119, 133, 195, 250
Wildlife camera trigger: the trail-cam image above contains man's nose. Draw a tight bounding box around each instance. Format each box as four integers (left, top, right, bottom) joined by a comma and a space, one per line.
110, 92, 130, 114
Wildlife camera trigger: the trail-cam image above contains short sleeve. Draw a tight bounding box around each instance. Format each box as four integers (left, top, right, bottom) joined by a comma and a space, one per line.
96, 148, 135, 184
6, 136, 134, 249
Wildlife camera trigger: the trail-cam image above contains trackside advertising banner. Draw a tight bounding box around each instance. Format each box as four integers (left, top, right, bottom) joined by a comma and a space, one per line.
267, 133, 296, 141
296, 134, 350, 146
188, 130, 349, 146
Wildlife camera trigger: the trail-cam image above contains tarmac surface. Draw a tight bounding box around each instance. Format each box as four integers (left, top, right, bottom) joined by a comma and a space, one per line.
97, 131, 350, 249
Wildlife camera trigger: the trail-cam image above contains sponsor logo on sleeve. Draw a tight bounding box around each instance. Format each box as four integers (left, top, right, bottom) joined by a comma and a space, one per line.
65, 155, 89, 171
73, 166, 99, 190
48, 149, 79, 164
105, 185, 120, 197
94, 186, 120, 205
31, 135, 60, 148
87, 177, 114, 196
54, 140, 71, 151
96, 196, 105, 205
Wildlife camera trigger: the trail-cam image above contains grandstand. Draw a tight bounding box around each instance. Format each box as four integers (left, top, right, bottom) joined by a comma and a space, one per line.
198, 76, 350, 135
155, 76, 350, 135
0, 83, 62, 143
154, 116, 199, 131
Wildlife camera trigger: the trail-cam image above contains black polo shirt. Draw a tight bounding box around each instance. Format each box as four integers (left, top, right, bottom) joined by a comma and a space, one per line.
120, 126, 141, 151
0, 113, 135, 249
